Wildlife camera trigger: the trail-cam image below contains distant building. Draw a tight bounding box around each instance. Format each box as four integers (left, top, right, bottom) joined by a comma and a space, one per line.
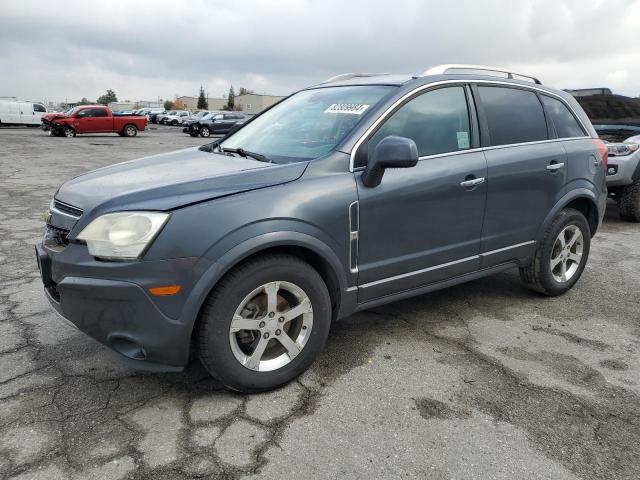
176, 96, 227, 111
109, 101, 164, 111
234, 93, 285, 114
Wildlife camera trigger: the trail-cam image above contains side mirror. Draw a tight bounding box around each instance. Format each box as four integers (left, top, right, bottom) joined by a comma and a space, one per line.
361, 136, 419, 188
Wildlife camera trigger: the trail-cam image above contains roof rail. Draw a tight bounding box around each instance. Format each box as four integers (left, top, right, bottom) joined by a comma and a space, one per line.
422, 64, 541, 85
321, 72, 390, 84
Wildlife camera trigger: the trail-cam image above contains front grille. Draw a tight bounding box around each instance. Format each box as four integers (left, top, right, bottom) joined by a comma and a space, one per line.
53, 199, 83, 218
44, 224, 70, 251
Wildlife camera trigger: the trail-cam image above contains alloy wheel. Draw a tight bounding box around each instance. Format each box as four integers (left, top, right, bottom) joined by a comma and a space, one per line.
550, 224, 583, 283
229, 281, 313, 372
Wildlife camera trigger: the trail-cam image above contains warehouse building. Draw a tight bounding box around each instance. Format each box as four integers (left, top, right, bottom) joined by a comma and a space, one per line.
234, 93, 285, 113
176, 96, 227, 111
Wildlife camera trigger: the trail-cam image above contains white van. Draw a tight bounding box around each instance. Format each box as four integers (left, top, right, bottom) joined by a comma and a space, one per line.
0, 101, 48, 126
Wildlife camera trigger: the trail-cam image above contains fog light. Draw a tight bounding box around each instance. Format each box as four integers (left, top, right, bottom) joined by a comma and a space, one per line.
607, 166, 618, 176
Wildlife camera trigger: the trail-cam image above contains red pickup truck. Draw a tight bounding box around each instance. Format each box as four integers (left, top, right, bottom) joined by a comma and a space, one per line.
41, 105, 148, 138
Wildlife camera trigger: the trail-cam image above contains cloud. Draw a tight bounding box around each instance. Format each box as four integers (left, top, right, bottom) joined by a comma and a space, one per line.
1, 0, 639, 103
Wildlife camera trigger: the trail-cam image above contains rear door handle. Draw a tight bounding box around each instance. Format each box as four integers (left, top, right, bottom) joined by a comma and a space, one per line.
460, 177, 485, 188
546, 162, 565, 171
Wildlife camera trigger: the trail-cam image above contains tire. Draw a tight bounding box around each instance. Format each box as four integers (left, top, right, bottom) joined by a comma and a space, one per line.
199, 126, 211, 137
189, 132, 199, 137
63, 126, 75, 138
617, 180, 640, 222
197, 254, 332, 393
122, 124, 137, 137
171, 120, 178, 126
519, 208, 591, 296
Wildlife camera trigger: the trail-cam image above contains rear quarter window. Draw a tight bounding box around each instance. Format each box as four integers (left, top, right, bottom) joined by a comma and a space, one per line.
478, 86, 548, 146
540, 95, 585, 138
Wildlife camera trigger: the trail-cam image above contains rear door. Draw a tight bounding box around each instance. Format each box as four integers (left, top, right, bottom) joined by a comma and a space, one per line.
92, 107, 112, 131
355, 85, 488, 302
18, 102, 34, 124
474, 84, 567, 265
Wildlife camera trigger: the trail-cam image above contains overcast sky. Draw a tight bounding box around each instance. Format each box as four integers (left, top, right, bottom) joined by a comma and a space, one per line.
1, 0, 639, 104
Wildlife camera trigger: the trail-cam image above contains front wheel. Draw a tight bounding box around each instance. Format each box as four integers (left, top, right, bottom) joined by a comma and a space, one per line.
199, 126, 211, 137
617, 180, 640, 222
63, 126, 76, 138
520, 208, 591, 296
196, 254, 331, 393
171, 119, 179, 126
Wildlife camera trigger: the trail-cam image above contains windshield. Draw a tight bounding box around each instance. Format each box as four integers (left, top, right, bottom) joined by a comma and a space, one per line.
220, 85, 394, 163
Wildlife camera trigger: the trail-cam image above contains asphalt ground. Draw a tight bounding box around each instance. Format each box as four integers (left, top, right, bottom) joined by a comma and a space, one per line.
1, 125, 639, 479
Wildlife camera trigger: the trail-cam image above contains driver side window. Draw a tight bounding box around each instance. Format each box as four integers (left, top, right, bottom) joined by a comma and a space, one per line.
366, 86, 471, 164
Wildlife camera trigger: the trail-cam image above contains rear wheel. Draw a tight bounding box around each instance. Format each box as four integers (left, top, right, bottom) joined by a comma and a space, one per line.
63, 126, 75, 138
617, 180, 640, 222
171, 119, 179, 126
520, 208, 590, 296
122, 124, 137, 137
197, 254, 331, 393
199, 126, 211, 137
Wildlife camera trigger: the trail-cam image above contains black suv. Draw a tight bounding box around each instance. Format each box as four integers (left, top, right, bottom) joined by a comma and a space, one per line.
37, 65, 607, 392
188, 112, 253, 137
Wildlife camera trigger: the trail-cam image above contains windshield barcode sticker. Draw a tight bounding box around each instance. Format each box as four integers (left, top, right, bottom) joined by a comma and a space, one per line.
324, 103, 370, 115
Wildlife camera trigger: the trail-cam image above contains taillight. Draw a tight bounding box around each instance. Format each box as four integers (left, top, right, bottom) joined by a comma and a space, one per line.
592, 138, 608, 168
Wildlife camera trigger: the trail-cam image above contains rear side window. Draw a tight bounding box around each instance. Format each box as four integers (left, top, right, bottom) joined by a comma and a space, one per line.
93, 108, 108, 117
478, 86, 548, 146
368, 86, 471, 159
540, 95, 585, 138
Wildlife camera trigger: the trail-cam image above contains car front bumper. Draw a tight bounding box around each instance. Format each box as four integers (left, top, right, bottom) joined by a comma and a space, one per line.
36, 242, 213, 370
606, 152, 640, 187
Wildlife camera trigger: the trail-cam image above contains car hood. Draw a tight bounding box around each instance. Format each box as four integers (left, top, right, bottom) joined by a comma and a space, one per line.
54, 147, 308, 230
42, 112, 69, 122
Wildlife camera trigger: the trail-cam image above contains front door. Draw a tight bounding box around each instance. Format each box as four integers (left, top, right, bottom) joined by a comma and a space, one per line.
354, 86, 488, 302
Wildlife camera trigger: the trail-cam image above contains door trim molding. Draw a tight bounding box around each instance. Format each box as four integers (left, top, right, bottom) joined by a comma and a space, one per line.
359, 255, 478, 289
480, 240, 536, 257
358, 241, 536, 290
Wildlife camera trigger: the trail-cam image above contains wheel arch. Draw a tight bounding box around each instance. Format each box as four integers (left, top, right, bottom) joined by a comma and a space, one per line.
538, 189, 600, 242
183, 232, 348, 345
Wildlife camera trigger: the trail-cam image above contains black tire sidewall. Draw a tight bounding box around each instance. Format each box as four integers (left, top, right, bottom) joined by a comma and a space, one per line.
537, 210, 591, 295
200, 126, 210, 137
198, 259, 331, 392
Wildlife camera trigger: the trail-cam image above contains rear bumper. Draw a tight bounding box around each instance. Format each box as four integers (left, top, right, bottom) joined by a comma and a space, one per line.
36, 242, 213, 370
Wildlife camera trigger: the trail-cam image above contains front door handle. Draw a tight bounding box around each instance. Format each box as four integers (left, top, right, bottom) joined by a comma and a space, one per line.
546, 162, 565, 172
460, 177, 485, 188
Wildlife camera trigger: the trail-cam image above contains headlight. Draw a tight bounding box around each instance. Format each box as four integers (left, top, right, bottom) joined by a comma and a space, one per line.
77, 211, 169, 260
607, 142, 639, 157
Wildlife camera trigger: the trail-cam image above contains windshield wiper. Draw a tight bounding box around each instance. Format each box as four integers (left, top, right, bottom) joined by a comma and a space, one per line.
221, 147, 271, 163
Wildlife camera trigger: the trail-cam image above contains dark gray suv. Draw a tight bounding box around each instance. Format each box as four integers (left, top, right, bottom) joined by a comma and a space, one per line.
36, 65, 608, 392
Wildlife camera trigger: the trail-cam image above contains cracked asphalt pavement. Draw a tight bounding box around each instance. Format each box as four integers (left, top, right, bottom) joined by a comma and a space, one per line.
1, 126, 639, 479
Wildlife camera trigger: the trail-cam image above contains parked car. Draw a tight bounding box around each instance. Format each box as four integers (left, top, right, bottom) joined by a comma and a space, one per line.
162, 110, 192, 126
143, 108, 164, 121
569, 89, 640, 221
183, 111, 224, 137
156, 110, 175, 124
41, 105, 147, 137
195, 112, 252, 137
0, 100, 48, 126
37, 65, 606, 392
149, 110, 167, 124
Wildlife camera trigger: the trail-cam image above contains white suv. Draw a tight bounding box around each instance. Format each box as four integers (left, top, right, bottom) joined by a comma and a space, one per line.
162, 110, 191, 126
